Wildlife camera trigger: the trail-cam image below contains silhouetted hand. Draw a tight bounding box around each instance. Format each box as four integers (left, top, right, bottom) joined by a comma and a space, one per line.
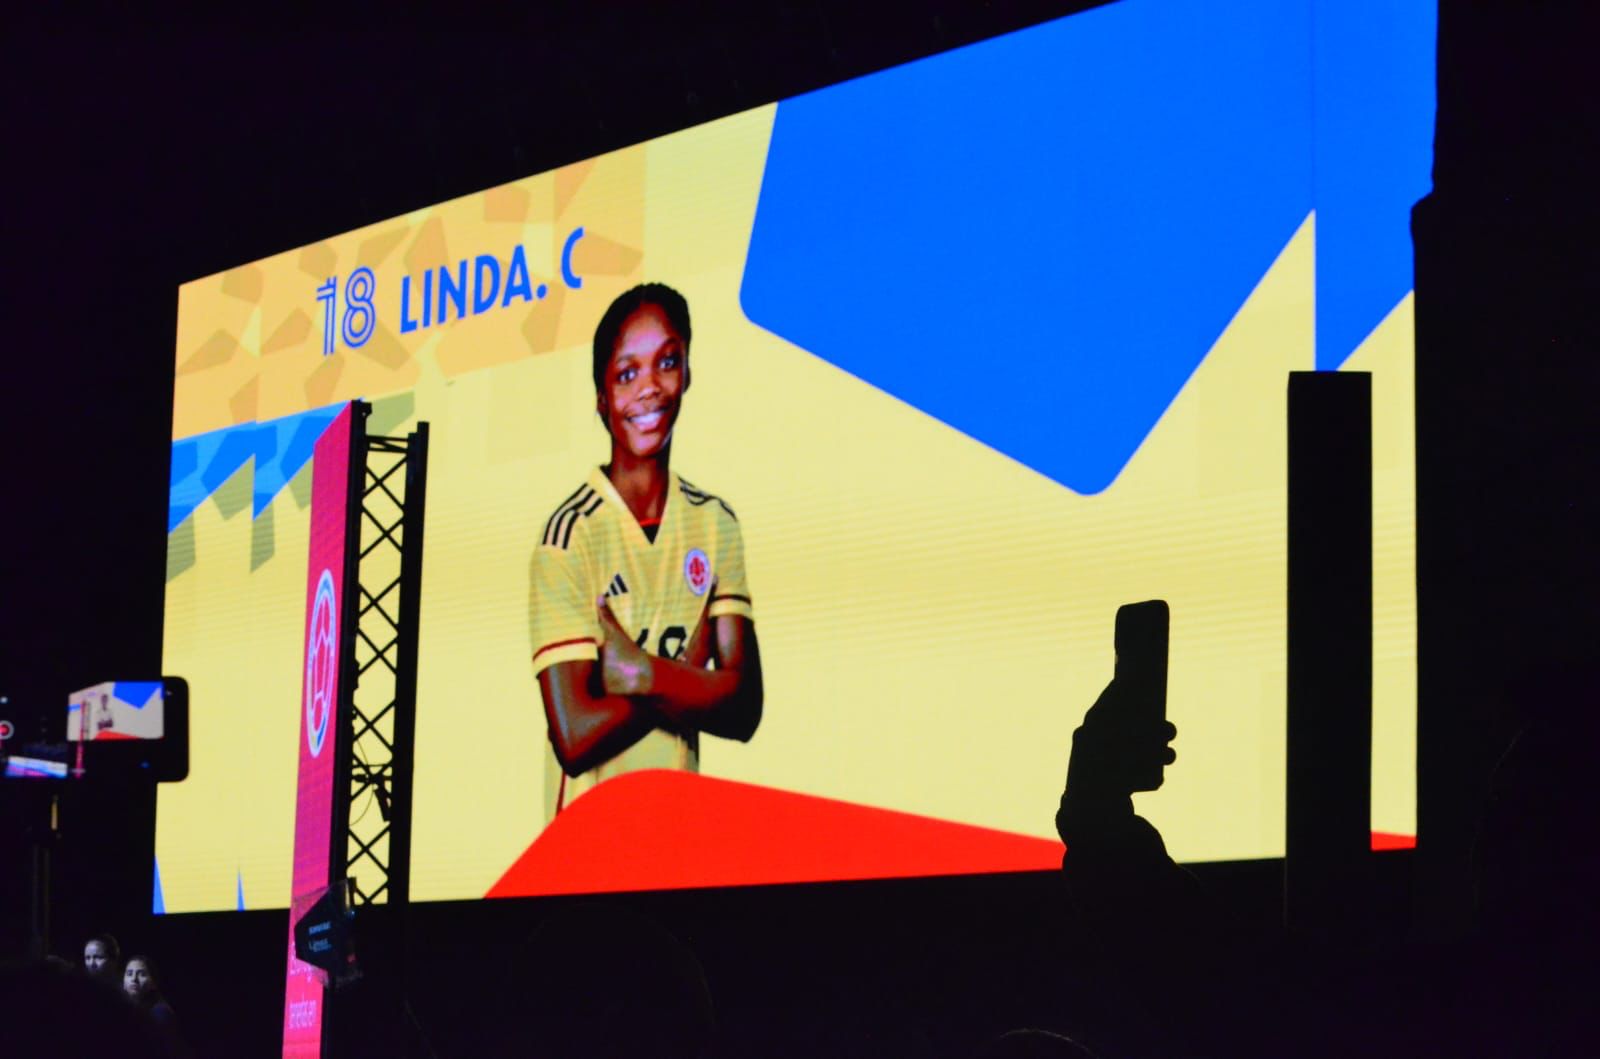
1057, 679, 1180, 900
1053, 664, 1295, 1058
1057, 679, 1203, 952
1058, 679, 1176, 840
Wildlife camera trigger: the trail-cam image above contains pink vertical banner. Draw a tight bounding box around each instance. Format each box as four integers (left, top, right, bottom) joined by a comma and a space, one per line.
283, 404, 355, 1059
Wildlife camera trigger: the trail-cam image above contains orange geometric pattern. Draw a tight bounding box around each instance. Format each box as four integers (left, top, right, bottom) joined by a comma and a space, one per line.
172, 147, 645, 441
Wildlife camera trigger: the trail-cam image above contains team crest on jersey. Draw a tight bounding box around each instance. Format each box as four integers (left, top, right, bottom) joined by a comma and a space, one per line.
683, 548, 711, 596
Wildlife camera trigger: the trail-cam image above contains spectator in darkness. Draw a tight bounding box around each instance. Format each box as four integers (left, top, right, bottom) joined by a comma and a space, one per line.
82, 933, 121, 987
123, 955, 187, 1057
0, 957, 166, 1059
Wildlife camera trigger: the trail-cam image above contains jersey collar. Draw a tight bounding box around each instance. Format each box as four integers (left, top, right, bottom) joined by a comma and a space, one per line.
590, 465, 677, 550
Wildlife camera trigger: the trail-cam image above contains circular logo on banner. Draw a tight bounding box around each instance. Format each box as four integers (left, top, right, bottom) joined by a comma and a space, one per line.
683, 548, 711, 596
0, 720, 12, 741
305, 569, 338, 758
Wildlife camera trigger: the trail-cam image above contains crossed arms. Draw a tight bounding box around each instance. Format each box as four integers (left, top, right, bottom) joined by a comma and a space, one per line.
538, 594, 763, 777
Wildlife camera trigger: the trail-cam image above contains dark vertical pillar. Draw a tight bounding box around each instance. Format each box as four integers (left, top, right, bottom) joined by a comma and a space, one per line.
1411, 192, 1492, 942
1414, 1, 1600, 948
391, 423, 428, 1059
389, 422, 427, 916
28, 796, 54, 960
1286, 371, 1373, 935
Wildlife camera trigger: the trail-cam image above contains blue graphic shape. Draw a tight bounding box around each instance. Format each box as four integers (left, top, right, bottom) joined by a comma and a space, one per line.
113, 681, 162, 709
169, 440, 197, 492
1312, 1, 1436, 368
743, 0, 1314, 494
168, 403, 350, 530
252, 403, 347, 517
235, 869, 247, 912
152, 857, 166, 915
742, 0, 1434, 493
169, 420, 256, 531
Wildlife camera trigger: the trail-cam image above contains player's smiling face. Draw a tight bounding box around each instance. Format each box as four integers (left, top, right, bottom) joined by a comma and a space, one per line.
600, 302, 686, 461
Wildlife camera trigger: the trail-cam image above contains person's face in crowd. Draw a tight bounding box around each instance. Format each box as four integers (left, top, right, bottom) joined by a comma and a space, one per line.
600, 303, 686, 462
83, 940, 115, 979
123, 958, 154, 999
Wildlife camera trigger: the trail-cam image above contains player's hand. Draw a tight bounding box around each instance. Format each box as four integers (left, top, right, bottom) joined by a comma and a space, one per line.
596, 595, 653, 696
682, 577, 718, 669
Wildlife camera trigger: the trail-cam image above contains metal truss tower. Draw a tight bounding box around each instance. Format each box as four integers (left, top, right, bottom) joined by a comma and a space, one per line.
344, 405, 429, 910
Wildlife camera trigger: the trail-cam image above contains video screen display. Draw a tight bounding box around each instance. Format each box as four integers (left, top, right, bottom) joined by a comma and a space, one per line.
282, 404, 358, 1056
4, 755, 69, 780
157, 0, 1433, 912
69, 682, 165, 741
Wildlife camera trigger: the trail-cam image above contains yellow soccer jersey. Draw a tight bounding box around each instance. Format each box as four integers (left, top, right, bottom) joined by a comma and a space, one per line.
530, 467, 753, 818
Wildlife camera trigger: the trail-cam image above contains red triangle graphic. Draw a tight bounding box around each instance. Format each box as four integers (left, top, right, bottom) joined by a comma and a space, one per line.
487, 770, 1066, 898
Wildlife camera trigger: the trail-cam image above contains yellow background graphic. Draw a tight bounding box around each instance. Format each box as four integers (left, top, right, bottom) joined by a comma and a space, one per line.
160, 106, 1415, 911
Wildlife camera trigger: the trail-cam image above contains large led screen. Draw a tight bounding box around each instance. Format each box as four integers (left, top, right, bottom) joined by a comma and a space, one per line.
282, 404, 357, 1057
157, 0, 1432, 912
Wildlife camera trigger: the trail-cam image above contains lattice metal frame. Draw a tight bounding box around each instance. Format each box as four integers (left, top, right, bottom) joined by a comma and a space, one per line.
344, 411, 429, 909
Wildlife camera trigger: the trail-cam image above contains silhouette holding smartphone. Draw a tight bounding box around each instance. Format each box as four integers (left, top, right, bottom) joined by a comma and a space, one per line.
1113, 600, 1169, 793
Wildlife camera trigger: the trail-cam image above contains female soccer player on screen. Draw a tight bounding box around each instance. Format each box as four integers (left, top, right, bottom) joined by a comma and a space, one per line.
529, 283, 762, 818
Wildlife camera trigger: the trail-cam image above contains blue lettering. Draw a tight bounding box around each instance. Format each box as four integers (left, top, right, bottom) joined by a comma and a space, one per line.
341, 268, 376, 348
316, 278, 337, 356
397, 244, 568, 334
502, 245, 533, 307
400, 275, 418, 334
438, 260, 468, 323
472, 254, 501, 316
561, 226, 585, 290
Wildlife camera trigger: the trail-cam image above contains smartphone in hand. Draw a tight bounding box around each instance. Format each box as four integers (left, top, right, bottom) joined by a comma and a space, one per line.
1113, 600, 1169, 792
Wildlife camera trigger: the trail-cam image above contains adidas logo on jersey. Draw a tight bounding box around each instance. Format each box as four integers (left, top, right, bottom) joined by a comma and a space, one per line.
604, 573, 629, 599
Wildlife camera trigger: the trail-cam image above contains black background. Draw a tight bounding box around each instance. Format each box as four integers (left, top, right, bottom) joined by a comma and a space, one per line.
5, 3, 1600, 1055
